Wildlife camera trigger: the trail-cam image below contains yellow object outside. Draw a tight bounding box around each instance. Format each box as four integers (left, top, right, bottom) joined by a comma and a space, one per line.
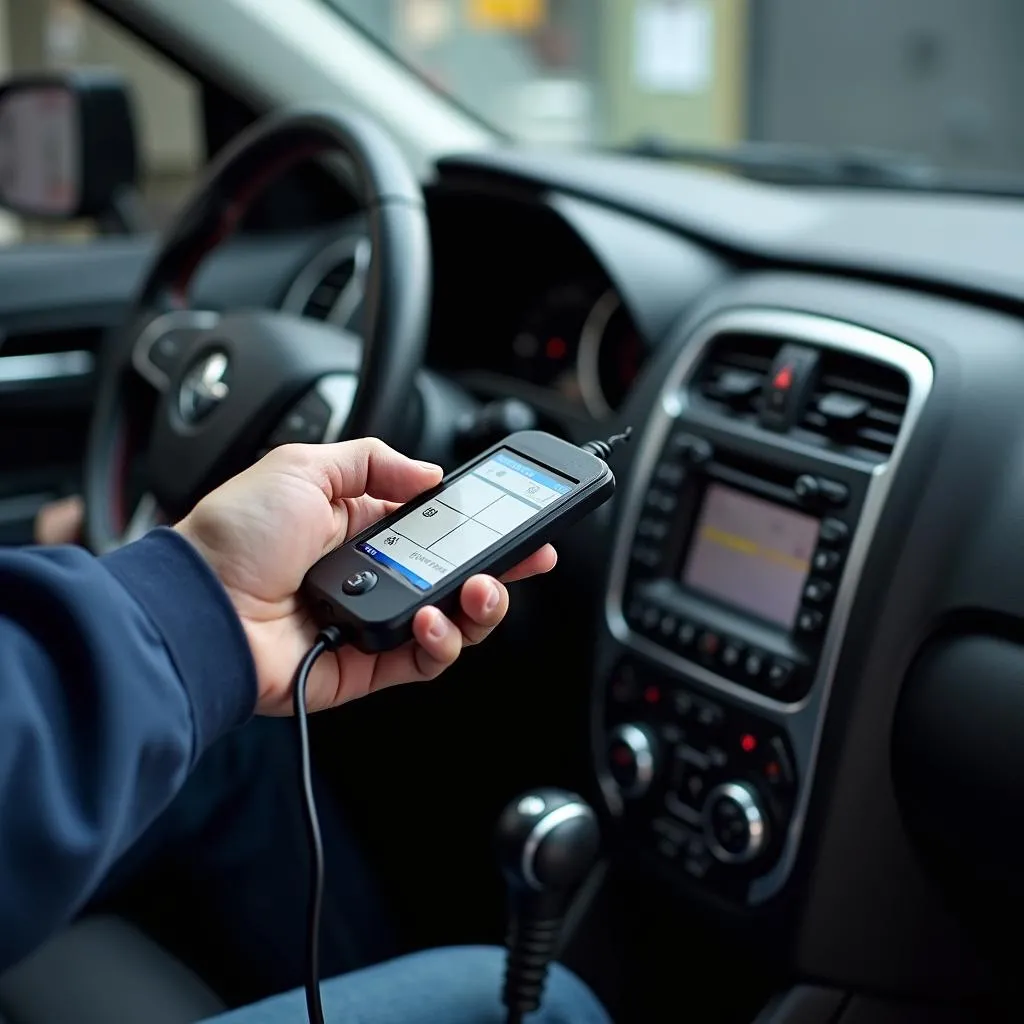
466, 0, 546, 31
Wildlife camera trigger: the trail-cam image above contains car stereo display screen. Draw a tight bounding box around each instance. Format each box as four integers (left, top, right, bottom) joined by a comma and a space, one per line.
359, 450, 574, 591
682, 483, 820, 629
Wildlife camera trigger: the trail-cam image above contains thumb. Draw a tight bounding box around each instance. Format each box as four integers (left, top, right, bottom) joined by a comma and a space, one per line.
306, 437, 442, 503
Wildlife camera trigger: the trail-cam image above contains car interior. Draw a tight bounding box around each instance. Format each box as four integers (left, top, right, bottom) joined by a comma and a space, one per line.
3, 2, 1024, 1023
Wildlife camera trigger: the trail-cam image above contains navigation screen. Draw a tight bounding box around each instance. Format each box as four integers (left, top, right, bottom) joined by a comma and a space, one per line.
682, 483, 819, 629
359, 450, 574, 591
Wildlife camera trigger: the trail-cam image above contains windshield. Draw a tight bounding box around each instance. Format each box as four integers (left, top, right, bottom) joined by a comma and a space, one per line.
325, 0, 1022, 180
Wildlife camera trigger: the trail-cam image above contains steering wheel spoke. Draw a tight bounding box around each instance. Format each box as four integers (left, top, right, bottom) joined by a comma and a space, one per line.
132, 310, 220, 392
121, 492, 164, 544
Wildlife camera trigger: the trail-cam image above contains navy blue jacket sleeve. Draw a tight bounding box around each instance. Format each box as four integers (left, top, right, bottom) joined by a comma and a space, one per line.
0, 527, 257, 971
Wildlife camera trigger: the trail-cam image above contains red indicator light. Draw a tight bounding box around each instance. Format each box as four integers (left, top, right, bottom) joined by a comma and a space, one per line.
643, 685, 661, 705
545, 336, 567, 360
740, 733, 758, 753
765, 761, 780, 780
773, 365, 793, 390
612, 746, 632, 767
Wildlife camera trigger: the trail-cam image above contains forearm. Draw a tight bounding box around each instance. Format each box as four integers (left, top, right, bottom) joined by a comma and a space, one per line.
0, 530, 256, 970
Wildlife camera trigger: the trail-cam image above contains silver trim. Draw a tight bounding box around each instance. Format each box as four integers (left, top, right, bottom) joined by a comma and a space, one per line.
132, 310, 220, 391
520, 801, 593, 892
600, 307, 934, 902
0, 350, 93, 385
316, 373, 359, 442
608, 722, 655, 799
281, 235, 370, 330
703, 781, 767, 865
577, 287, 621, 419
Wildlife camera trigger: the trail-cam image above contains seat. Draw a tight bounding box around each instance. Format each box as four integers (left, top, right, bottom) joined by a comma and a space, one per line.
0, 915, 226, 1024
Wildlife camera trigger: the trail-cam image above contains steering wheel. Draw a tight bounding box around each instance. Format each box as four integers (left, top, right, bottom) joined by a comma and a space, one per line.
83, 109, 430, 553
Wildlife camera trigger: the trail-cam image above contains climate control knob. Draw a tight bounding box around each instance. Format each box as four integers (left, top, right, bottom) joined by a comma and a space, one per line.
606, 723, 658, 799
703, 781, 769, 864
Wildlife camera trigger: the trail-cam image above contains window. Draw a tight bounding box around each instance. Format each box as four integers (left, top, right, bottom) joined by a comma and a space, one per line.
0, 0, 204, 243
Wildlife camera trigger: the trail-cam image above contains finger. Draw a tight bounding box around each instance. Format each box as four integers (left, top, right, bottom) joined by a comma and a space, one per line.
288, 437, 442, 504
453, 575, 508, 645
341, 496, 402, 539
367, 607, 463, 690
498, 544, 558, 583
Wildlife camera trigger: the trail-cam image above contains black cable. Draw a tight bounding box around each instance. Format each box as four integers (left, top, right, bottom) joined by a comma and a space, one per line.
293, 625, 345, 1024
581, 427, 632, 461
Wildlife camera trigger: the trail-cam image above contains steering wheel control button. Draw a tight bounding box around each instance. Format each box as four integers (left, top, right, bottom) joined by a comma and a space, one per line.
819, 517, 849, 545
269, 389, 332, 446
607, 724, 658, 799
812, 549, 842, 574
341, 569, 378, 596
704, 782, 768, 865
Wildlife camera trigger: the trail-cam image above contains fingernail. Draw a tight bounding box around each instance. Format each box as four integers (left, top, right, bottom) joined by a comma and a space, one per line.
417, 460, 443, 474
484, 581, 501, 613
428, 610, 448, 640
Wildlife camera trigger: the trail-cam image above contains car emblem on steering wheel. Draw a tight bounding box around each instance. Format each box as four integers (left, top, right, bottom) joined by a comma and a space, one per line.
178, 350, 230, 424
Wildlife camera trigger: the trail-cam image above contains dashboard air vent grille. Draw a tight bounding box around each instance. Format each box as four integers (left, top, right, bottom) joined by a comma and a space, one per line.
799, 351, 909, 458
692, 331, 780, 420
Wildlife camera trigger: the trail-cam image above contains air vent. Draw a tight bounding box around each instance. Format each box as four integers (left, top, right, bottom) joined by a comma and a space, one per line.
692, 331, 780, 420
799, 350, 909, 458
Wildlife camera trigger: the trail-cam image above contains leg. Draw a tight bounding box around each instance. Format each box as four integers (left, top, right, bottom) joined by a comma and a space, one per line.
202, 946, 610, 1024
89, 717, 395, 1005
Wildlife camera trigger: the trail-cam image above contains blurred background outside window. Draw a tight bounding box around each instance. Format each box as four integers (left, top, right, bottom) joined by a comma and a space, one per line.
2, 0, 1024, 245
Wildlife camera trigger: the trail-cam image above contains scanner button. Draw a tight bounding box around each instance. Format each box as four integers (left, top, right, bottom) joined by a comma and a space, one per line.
342, 570, 378, 595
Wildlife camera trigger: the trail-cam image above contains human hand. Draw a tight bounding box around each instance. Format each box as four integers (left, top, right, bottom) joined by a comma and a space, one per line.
175, 439, 557, 715
34, 495, 84, 546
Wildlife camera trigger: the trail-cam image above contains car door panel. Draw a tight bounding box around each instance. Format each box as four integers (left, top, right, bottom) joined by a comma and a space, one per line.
0, 230, 327, 544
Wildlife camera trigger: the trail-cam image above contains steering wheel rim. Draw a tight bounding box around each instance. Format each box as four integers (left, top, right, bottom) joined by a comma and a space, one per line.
83, 108, 431, 553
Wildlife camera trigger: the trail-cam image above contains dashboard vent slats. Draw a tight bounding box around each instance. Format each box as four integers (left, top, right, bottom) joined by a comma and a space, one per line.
799, 351, 909, 459
692, 332, 780, 421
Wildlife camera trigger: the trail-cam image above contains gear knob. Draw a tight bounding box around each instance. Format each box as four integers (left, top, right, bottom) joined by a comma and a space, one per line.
496, 788, 600, 896
496, 789, 600, 1024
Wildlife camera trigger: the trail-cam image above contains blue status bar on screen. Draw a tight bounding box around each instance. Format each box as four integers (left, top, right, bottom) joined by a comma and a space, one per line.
492, 452, 572, 494
359, 543, 432, 591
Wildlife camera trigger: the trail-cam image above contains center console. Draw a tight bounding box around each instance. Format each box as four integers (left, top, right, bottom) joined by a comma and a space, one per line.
595, 308, 932, 906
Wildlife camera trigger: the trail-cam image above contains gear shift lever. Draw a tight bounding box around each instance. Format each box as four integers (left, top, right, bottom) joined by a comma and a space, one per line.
496, 789, 601, 1024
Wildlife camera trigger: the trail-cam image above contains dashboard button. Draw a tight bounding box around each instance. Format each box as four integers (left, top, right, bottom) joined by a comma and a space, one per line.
819, 478, 849, 507
631, 545, 661, 568
672, 690, 694, 719
742, 649, 765, 680
640, 605, 661, 632
794, 474, 821, 505
803, 578, 834, 604
637, 517, 669, 541
696, 630, 722, 659
796, 609, 825, 635
766, 658, 796, 697
695, 701, 724, 731
610, 665, 640, 704
812, 549, 842, 574
655, 462, 685, 487
720, 640, 745, 673
658, 614, 678, 638
676, 620, 697, 651
670, 433, 713, 467
819, 517, 849, 545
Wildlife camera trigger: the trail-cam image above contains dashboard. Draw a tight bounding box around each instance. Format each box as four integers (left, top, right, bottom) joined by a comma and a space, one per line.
263, 148, 1024, 1007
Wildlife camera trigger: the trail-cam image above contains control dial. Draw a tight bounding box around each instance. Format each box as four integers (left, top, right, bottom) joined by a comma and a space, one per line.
703, 781, 769, 864
606, 723, 658, 799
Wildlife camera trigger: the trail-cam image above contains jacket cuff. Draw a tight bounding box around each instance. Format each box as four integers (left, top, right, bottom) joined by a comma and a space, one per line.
102, 527, 258, 762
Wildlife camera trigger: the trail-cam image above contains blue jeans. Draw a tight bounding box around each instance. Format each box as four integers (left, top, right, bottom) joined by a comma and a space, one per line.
203, 946, 611, 1023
